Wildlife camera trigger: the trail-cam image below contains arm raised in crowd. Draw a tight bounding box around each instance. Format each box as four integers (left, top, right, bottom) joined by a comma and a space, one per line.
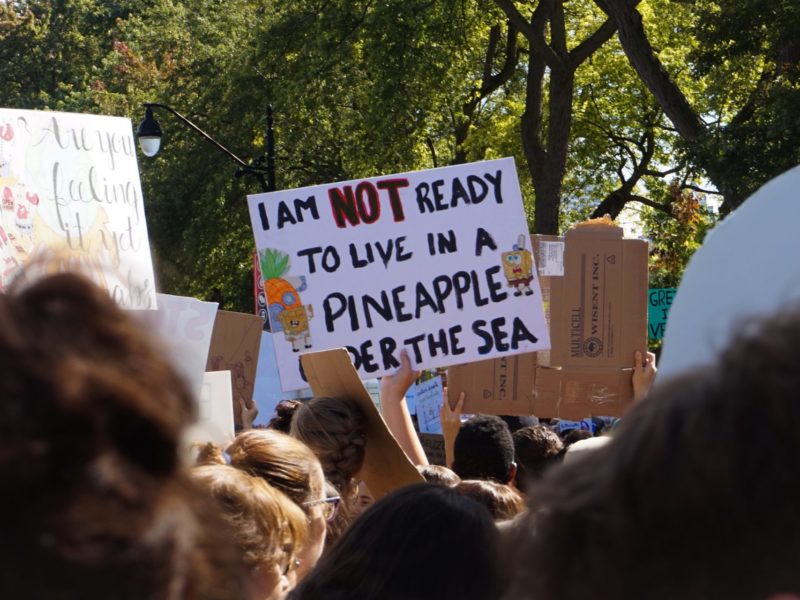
440, 389, 465, 469
380, 349, 429, 466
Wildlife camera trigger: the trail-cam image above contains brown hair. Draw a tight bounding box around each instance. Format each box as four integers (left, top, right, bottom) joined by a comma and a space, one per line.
290, 396, 366, 503
455, 480, 524, 521
0, 272, 245, 599
512, 425, 564, 492
506, 307, 800, 600
191, 465, 308, 570
268, 399, 302, 433
197, 430, 323, 509
417, 464, 461, 487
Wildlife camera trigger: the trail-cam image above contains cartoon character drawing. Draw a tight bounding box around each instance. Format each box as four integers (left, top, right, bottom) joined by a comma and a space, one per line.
277, 305, 314, 352
259, 248, 308, 332
2, 187, 13, 211
502, 234, 535, 297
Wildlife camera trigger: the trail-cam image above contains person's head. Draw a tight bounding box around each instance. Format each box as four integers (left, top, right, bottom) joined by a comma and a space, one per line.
561, 435, 610, 465
197, 430, 328, 581
455, 479, 524, 521
0, 272, 246, 598
291, 483, 501, 600
561, 427, 592, 447
351, 480, 375, 517
512, 425, 564, 492
452, 415, 516, 484
191, 465, 308, 599
506, 307, 800, 600
290, 396, 366, 503
417, 464, 461, 487
268, 399, 302, 433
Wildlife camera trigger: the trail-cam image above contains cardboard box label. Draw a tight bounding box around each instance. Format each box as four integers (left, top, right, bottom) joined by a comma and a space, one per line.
538, 240, 565, 276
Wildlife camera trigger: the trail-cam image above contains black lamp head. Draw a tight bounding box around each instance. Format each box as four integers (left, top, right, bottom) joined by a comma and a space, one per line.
137, 106, 163, 157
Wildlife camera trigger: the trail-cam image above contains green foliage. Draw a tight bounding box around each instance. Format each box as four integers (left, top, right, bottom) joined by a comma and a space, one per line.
1, 0, 797, 308
641, 183, 716, 289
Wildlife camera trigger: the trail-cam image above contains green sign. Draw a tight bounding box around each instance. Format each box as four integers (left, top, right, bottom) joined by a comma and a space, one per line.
648, 288, 676, 340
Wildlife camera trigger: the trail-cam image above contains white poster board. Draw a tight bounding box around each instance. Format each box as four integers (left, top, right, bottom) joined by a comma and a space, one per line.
135, 293, 218, 401
660, 166, 800, 378
414, 376, 444, 434
248, 158, 550, 390
0, 109, 156, 307
185, 370, 235, 446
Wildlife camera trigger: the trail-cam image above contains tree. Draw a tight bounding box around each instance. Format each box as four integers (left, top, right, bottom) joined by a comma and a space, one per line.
594, 0, 800, 214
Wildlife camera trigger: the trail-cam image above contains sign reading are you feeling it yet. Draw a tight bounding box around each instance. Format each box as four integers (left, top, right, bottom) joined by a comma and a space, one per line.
0, 108, 156, 307
248, 158, 551, 391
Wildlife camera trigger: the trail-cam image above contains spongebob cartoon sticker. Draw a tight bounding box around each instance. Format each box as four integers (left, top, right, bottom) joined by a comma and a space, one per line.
278, 305, 314, 352
260, 247, 314, 351
502, 234, 535, 297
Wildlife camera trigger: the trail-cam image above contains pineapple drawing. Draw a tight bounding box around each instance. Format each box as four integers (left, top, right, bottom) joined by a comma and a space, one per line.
259, 248, 314, 351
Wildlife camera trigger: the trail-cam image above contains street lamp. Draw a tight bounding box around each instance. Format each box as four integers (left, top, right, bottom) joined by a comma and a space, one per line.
136, 102, 276, 192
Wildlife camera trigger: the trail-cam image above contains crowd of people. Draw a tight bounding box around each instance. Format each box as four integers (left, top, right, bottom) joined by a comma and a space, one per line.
2, 270, 800, 599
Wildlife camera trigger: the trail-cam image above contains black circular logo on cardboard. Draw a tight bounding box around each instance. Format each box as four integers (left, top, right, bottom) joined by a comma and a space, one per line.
583, 337, 603, 357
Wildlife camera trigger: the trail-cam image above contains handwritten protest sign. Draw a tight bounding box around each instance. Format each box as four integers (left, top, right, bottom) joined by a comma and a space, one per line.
248, 158, 550, 391
0, 109, 156, 307
648, 288, 676, 340
414, 376, 444, 434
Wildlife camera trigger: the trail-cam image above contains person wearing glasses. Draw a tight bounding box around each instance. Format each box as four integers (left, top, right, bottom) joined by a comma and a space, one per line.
191, 465, 308, 599
196, 430, 331, 582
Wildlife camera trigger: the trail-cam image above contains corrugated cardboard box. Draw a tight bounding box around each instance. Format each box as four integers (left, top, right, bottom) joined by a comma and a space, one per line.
448, 222, 648, 419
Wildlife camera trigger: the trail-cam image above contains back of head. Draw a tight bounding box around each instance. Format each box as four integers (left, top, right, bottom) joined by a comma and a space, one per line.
455, 479, 524, 521
0, 272, 244, 599
268, 399, 302, 433
453, 415, 515, 484
200, 430, 323, 507
512, 425, 564, 492
417, 464, 461, 487
191, 465, 308, 570
507, 307, 800, 600
290, 396, 366, 500
291, 483, 501, 600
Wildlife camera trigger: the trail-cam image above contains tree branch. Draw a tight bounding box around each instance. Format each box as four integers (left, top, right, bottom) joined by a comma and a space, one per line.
570, 18, 617, 67
493, 0, 564, 68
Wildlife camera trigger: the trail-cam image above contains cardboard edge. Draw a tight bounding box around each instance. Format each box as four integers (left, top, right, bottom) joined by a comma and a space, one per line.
300, 349, 424, 498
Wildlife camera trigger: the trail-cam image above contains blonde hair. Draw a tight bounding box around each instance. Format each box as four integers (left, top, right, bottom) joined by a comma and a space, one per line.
196, 430, 322, 510
191, 465, 307, 570
455, 480, 524, 521
290, 397, 366, 502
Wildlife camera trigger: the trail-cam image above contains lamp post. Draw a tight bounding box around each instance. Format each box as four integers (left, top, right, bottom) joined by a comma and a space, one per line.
136, 103, 276, 192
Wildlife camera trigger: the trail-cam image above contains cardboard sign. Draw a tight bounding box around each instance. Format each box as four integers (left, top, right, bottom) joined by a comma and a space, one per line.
247, 158, 550, 390
449, 224, 648, 419
206, 311, 263, 426
135, 293, 218, 401
413, 376, 444, 434
0, 109, 156, 307
184, 371, 235, 446
419, 433, 446, 466
648, 288, 676, 340
300, 348, 424, 498
660, 166, 800, 378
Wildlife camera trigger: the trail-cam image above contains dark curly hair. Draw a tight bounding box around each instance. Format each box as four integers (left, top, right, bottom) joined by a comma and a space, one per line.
452, 415, 515, 484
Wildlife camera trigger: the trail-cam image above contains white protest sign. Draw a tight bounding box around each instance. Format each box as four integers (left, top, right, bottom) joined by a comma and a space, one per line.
135, 293, 218, 401
414, 376, 444, 434
185, 370, 235, 446
0, 108, 156, 307
248, 158, 550, 391
660, 166, 800, 378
